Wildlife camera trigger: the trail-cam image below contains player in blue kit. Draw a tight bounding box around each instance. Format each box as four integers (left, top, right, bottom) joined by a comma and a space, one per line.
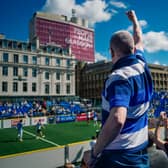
17, 119, 23, 142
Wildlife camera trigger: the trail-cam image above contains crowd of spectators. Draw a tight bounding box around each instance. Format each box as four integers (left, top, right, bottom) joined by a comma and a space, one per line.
0, 99, 91, 119
0, 91, 167, 120
149, 91, 168, 118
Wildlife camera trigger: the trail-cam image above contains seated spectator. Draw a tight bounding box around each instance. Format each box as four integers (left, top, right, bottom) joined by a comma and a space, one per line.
148, 131, 168, 168
154, 111, 168, 155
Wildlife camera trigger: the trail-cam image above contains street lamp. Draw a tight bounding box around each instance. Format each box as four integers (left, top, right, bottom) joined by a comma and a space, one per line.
13, 75, 27, 81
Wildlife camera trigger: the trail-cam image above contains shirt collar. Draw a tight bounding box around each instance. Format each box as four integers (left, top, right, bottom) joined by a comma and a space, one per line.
112, 54, 137, 71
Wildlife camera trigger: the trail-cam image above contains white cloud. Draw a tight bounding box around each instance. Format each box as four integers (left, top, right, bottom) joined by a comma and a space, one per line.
76, 0, 111, 25
143, 31, 168, 53
127, 20, 147, 31
153, 60, 160, 65
42, 0, 127, 26
110, 1, 127, 9
126, 20, 168, 53
42, 0, 75, 16
95, 52, 108, 62
140, 20, 148, 27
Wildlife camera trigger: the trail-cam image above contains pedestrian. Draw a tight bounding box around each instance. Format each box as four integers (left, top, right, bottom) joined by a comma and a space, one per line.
86, 10, 153, 168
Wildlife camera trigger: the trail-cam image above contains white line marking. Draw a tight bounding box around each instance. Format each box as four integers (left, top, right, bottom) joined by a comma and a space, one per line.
23, 130, 60, 147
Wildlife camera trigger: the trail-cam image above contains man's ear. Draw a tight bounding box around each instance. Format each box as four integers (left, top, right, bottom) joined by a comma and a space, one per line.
110, 48, 115, 58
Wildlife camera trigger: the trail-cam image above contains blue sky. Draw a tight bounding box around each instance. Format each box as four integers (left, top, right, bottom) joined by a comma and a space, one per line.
0, 0, 168, 65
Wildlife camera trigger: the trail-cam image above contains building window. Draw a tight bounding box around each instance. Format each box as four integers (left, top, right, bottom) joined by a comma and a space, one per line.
56, 58, 60, 66
32, 56, 37, 64
45, 84, 49, 94
67, 59, 71, 67
32, 68, 37, 77
23, 68, 28, 77
45, 72, 49, 80
13, 82, 18, 92
31, 44, 36, 51
23, 82, 27, 92
32, 83, 36, 92
14, 54, 19, 63
2, 40, 8, 48
46, 46, 51, 53
66, 84, 70, 94
66, 73, 70, 80
22, 43, 27, 50
55, 47, 62, 54
56, 83, 60, 94
12, 42, 17, 49
3, 53, 9, 62
13, 67, 18, 76
23, 55, 28, 64
2, 82, 8, 92
56, 72, 60, 80
2, 66, 8, 76
45, 57, 49, 65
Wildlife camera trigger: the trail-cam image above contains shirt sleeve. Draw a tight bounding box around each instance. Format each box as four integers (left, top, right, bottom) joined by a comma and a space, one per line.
105, 79, 131, 110
135, 49, 146, 63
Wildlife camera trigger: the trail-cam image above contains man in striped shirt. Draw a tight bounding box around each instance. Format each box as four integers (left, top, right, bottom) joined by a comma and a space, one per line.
88, 10, 153, 168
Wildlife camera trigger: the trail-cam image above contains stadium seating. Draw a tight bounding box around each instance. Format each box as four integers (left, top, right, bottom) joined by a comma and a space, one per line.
0, 91, 167, 120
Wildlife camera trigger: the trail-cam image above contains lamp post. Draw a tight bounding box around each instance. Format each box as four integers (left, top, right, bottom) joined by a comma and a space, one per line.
13, 75, 27, 81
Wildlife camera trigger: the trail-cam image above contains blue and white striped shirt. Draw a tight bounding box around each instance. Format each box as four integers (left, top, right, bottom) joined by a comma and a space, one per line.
102, 50, 153, 152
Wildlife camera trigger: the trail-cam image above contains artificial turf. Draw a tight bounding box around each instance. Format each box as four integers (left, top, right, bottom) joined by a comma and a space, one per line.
0, 121, 100, 156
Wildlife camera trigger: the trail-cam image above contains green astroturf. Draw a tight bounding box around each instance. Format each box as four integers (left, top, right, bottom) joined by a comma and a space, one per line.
0, 121, 100, 156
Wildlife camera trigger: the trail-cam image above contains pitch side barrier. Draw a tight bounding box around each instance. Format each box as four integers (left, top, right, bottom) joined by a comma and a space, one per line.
0, 116, 47, 128
0, 112, 95, 128
0, 140, 91, 168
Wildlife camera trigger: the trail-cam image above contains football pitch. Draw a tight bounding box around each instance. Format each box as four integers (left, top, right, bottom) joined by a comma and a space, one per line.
0, 121, 100, 156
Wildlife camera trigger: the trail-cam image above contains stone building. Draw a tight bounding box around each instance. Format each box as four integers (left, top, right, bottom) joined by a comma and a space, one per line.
0, 36, 76, 102
76, 61, 168, 105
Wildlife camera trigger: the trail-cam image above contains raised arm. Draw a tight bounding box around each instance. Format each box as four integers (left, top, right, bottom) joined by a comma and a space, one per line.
126, 10, 143, 51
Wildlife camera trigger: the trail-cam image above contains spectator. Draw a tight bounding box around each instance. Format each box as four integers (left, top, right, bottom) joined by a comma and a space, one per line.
154, 111, 168, 155
148, 131, 168, 168
86, 10, 153, 168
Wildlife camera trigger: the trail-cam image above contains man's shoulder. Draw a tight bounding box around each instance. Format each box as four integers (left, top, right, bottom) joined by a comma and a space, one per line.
135, 49, 146, 62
